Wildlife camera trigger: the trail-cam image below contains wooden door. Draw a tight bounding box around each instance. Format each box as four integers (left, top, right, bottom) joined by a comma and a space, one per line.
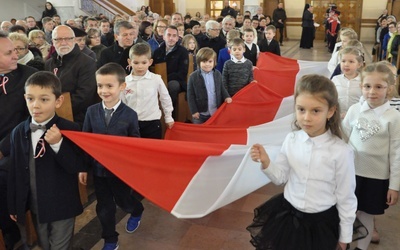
310, 0, 363, 40
206, 0, 244, 18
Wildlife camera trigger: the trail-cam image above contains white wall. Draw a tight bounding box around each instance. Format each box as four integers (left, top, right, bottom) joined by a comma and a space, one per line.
0, 0, 43, 21
360, 0, 387, 41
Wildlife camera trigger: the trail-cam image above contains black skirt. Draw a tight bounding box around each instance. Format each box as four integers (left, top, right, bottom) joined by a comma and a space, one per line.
247, 193, 340, 250
355, 175, 389, 214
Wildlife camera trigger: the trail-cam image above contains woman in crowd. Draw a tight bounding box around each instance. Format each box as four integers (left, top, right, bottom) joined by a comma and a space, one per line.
139, 21, 153, 42
148, 18, 169, 53
28, 30, 51, 60
86, 28, 107, 61
9, 32, 44, 70
41, 2, 57, 18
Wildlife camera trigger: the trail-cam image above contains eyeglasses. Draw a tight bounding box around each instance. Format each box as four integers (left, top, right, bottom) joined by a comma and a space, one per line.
362, 84, 388, 91
89, 35, 100, 39
53, 37, 75, 43
14, 47, 27, 51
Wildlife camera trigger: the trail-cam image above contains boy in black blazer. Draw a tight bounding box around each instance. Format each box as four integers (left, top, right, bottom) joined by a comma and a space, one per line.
8, 71, 86, 250
259, 25, 281, 56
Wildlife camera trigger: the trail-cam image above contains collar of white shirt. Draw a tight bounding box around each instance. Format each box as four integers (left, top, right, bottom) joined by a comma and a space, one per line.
102, 99, 121, 111
298, 129, 332, 144
31, 116, 53, 127
126, 70, 152, 81
360, 99, 391, 117
231, 55, 247, 63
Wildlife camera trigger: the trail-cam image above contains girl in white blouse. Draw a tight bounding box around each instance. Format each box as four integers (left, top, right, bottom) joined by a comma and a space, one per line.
331, 47, 364, 118
342, 63, 400, 250
248, 74, 357, 250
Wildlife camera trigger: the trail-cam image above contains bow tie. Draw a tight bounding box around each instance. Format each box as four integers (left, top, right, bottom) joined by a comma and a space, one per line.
30, 123, 47, 132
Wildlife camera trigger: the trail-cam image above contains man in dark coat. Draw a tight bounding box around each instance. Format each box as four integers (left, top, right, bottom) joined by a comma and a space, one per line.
153, 26, 189, 119
220, 0, 237, 18
0, 32, 37, 250
273, 2, 287, 45
45, 25, 96, 125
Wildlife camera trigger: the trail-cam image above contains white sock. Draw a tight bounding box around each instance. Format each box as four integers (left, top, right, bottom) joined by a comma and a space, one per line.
356, 211, 374, 250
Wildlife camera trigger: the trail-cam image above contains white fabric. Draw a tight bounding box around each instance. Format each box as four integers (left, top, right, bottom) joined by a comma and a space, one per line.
18, 50, 34, 65
331, 73, 362, 114
264, 130, 357, 243
327, 50, 339, 74
343, 101, 400, 191
122, 71, 174, 123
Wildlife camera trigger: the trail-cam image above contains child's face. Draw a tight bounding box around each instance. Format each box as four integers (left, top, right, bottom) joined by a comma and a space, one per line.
340, 35, 350, 47
187, 39, 196, 51
295, 92, 335, 137
243, 32, 254, 43
96, 74, 126, 108
200, 58, 215, 73
264, 29, 275, 40
361, 72, 390, 109
178, 26, 185, 37
192, 25, 201, 35
128, 54, 153, 76
230, 45, 245, 60
24, 85, 63, 124
340, 54, 361, 78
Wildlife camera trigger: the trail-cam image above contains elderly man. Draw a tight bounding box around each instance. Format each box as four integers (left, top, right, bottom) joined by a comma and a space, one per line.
65, 19, 76, 27
253, 7, 264, 20
98, 21, 143, 73
45, 25, 96, 124
219, 16, 235, 39
153, 25, 189, 119
0, 32, 37, 250
198, 20, 226, 57
0, 21, 12, 32
84, 17, 98, 30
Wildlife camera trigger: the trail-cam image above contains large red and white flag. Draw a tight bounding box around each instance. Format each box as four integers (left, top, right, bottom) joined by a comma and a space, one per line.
62, 53, 330, 218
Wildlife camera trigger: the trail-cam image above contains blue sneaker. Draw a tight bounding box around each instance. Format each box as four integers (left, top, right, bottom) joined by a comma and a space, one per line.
126, 215, 141, 233
102, 242, 118, 250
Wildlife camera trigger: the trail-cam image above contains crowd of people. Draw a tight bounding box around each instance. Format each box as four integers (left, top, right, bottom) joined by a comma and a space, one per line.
0, 1, 399, 250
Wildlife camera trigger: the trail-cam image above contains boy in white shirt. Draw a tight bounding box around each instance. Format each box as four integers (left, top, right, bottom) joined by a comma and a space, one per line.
122, 43, 174, 139
242, 28, 260, 66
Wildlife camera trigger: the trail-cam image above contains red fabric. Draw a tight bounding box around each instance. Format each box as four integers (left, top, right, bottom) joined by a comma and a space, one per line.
165, 52, 299, 143
62, 131, 229, 212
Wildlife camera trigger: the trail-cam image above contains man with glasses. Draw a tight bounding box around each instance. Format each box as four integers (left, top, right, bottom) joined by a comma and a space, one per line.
198, 20, 226, 58
0, 31, 37, 250
0, 21, 12, 33
45, 25, 96, 124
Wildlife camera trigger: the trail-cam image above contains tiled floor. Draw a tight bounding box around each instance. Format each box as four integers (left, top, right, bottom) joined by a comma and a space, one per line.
71, 40, 398, 250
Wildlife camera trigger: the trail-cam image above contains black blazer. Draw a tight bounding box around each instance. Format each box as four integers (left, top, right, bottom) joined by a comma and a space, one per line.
259, 39, 281, 56
8, 115, 86, 224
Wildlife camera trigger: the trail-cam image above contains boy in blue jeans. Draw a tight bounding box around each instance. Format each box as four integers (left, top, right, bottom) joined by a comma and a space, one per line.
79, 63, 143, 250
8, 71, 85, 250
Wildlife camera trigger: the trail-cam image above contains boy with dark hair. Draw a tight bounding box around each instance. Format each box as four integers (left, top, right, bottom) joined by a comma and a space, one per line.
79, 62, 143, 250
8, 71, 85, 250
222, 37, 254, 96
122, 43, 174, 139
259, 25, 281, 56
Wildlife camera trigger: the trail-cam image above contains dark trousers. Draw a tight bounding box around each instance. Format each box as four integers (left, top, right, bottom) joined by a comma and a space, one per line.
328, 34, 338, 52
0, 170, 21, 248
94, 175, 144, 243
139, 120, 162, 139
277, 26, 284, 44
167, 80, 186, 119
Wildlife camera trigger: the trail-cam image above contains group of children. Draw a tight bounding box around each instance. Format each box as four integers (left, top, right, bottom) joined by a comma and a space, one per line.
184, 23, 281, 124
8, 43, 175, 250
248, 28, 400, 250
